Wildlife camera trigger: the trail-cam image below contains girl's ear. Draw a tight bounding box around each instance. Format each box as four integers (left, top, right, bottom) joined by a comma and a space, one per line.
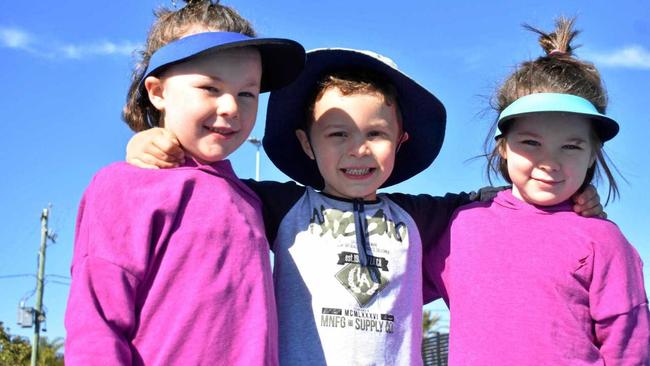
589, 152, 597, 168
295, 129, 315, 160
144, 76, 165, 111
497, 139, 508, 160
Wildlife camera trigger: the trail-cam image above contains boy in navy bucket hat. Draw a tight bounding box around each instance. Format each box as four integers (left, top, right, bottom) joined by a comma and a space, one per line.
125, 47, 604, 365
257, 48, 474, 365
263, 48, 446, 189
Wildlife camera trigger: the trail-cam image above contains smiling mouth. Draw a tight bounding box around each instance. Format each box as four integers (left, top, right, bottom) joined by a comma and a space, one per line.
534, 177, 563, 185
205, 126, 237, 136
342, 168, 375, 176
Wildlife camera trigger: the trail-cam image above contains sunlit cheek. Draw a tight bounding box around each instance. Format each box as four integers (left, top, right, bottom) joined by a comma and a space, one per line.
382, 162, 395, 175
572, 157, 592, 181
242, 105, 258, 121
380, 148, 397, 171
508, 154, 532, 176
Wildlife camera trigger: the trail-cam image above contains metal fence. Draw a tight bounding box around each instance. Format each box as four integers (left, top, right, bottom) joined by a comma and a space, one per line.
422, 332, 449, 366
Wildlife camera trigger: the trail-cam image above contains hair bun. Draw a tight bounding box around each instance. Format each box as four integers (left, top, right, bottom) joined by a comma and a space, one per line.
524, 16, 580, 58
181, 0, 217, 6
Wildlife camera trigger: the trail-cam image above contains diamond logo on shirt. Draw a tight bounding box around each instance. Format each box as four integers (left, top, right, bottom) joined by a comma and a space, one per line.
335, 263, 388, 306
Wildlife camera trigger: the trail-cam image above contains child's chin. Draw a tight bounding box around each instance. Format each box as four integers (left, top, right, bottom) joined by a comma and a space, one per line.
344, 188, 379, 200
192, 149, 231, 163
525, 192, 570, 206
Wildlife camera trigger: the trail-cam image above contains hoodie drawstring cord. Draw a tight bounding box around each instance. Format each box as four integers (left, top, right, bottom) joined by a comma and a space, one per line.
353, 199, 380, 283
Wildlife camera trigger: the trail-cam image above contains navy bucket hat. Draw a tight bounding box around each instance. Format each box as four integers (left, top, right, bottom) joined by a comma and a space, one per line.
140, 31, 305, 94
263, 48, 446, 189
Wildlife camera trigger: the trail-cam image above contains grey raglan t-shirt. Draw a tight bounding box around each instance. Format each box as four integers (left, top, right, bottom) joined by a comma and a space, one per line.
246, 180, 477, 366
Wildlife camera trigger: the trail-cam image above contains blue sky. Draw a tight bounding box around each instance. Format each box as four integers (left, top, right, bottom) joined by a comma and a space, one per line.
1, 0, 648, 343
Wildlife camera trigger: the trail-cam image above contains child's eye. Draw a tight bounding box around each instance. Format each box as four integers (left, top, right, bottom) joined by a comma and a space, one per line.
563, 144, 583, 150
239, 91, 258, 99
520, 139, 540, 146
327, 131, 347, 138
368, 131, 388, 138
200, 86, 219, 93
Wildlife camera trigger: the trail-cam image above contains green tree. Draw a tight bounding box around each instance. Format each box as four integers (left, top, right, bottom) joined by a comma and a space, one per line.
35, 337, 64, 366
0, 322, 31, 366
0, 322, 64, 366
422, 309, 441, 338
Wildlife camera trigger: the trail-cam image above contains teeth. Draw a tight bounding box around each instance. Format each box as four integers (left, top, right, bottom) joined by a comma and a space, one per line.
345, 168, 370, 175
208, 127, 233, 134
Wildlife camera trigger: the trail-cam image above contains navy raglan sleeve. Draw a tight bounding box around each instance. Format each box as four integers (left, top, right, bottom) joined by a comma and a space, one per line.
389, 187, 503, 302
388, 191, 475, 252
242, 179, 306, 248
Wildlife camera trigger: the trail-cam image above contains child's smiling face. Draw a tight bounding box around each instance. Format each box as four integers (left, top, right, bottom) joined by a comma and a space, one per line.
296, 87, 407, 200
501, 113, 596, 206
145, 46, 262, 163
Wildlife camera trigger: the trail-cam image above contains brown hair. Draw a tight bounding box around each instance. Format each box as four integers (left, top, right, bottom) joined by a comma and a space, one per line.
485, 16, 621, 203
122, 0, 256, 132
302, 70, 403, 133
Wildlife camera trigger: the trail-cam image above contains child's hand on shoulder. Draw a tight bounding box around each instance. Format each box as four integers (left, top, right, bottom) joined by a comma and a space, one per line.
126, 127, 185, 169
572, 185, 606, 218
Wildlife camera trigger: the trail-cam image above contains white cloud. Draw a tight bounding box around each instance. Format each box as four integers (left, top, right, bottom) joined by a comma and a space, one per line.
0, 25, 139, 60
0, 27, 33, 50
60, 40, 139, 59
587, 45, 650, 70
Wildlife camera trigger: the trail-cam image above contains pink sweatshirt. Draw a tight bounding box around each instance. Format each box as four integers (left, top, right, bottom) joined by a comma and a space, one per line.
65, 160, 278, 365
425, 189, 650, 365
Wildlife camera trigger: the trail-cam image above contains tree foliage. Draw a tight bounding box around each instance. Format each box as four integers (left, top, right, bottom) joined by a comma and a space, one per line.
0, 322, 64, 366
422, 309, 441, 337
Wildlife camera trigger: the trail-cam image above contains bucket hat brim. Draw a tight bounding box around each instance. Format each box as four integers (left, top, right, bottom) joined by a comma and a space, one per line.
263, 48, 446, 189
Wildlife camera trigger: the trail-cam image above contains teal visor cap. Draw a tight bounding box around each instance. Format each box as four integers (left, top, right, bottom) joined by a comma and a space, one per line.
496, 93, 619, 142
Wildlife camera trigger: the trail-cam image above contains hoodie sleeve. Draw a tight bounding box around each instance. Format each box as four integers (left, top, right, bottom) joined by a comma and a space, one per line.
64, 173, 140, 365
65, 256, 139, 365
589, 223, 650, 365
64, 165, 179, 365
594, 305, 650, 365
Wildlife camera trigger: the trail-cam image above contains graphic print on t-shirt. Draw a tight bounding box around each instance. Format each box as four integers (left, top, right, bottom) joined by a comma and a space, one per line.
309, 204, 406, 306
335, 253, 388, 306
320, 307, 395, 334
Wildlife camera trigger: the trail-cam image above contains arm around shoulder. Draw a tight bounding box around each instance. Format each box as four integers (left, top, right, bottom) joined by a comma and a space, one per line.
388, 188, 488, 252
242, 179, 306, 246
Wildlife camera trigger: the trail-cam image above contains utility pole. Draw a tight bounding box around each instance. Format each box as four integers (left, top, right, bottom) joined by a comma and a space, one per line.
31, 207, 50, 366
247, 137, 262, 181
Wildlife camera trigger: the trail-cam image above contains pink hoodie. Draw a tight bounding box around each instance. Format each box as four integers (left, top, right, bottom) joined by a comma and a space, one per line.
425, 189, 650, 365
65, 160, 277, 365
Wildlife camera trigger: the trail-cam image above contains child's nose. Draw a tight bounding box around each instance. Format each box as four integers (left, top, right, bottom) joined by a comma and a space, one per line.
217, 94, 239, 118
536, 151, 560, 171
349, 139, 370, 157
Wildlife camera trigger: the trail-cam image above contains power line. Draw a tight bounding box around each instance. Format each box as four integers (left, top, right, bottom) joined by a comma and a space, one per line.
44, 274, 69, 280
44, 280, 70, 287
0, 274, 36, 279
0, 274, 70, 280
